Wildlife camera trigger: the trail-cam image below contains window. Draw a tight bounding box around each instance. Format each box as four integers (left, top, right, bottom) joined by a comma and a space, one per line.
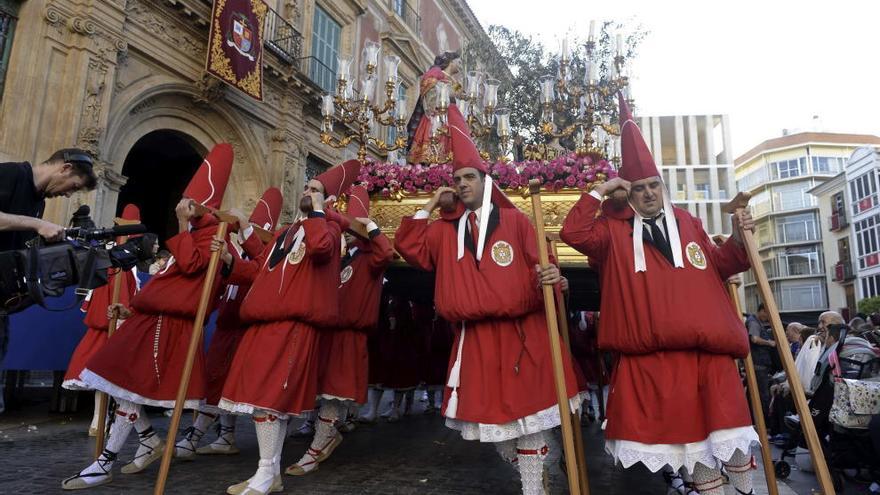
777, 246, 821, 277
770, 157, 807, 180
310, 6, 341, 93
392, 0, 405, 17
751, 190, 772, 217
387, 84, 407, 146
854, 213, 880, 269
756, 221, 773, 247
850, 171, 878, 215
775, 212, 818, 244
736, 167, 769, 191
861, 274, 880, 298
774, 182, 813, 211
305, 154, 330, 182
838, 237, 851, 262
811, 156, 845, 175
832, 191, 845, 216
0, 0, 19, 102
778, 280, 826, 310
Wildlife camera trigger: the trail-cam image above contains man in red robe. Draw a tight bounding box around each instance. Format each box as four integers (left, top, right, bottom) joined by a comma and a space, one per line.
217, 160, 359, 495
174, 188, 283, 459
63, 204, 141, 437
61, 143, 234, 490
286, 184, 394, 475
395, 115, 579, 495
560, 96, 758, 495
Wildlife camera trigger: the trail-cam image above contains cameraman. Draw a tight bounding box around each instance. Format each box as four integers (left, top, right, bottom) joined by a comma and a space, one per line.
0, 148, 97, 410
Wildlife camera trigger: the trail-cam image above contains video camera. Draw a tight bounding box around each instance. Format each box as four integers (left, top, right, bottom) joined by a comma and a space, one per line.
0, 205, 158, 313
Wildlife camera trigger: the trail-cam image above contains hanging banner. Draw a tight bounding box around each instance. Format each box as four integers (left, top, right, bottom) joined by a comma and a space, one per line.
206, 0, 268, 101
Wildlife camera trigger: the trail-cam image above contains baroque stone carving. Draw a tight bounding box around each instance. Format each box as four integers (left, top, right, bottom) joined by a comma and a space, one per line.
193, 73, 226, 105
125, 0, 204, 59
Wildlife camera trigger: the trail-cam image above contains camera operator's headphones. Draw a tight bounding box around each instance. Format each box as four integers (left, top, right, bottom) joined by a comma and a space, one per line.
62, 151, 94, 167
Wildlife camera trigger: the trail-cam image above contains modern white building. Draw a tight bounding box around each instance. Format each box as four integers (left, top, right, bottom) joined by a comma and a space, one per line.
841, 147, 880, 304
735, 132, 880, 321
640, 114, 736, 236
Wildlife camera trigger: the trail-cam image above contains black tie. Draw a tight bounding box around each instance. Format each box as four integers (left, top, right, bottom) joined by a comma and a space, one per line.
644, 217, 674, 264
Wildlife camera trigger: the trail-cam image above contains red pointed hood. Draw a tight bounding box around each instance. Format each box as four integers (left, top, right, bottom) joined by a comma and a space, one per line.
618, 93, 660, 183
316, 159, 361, 198
119, 204, 140, 222
183, 143, 234, 210
249, 187, 282, 231
347, 185, 370, 218
445, 109, 516, 212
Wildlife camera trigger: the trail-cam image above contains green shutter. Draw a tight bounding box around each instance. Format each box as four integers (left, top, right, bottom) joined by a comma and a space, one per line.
310, 6, 340, 93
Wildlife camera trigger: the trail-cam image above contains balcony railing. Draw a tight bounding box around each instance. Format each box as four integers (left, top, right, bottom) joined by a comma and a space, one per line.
264, 7, 303, 65
833, 261, 855, 282
829, 212, 849, 231
390, 0, 421, 34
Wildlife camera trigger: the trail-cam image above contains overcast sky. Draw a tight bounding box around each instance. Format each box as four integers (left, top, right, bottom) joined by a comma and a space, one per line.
467, 0, 880, 158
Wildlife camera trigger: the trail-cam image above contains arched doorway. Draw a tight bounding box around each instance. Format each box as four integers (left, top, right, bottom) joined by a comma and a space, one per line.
117, 130, 205, 244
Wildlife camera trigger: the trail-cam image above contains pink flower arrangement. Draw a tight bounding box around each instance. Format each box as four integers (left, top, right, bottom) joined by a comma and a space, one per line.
357, 153, 617, 198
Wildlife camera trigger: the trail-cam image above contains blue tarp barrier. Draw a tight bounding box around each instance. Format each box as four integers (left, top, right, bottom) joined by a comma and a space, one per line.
2, 272, 219, 371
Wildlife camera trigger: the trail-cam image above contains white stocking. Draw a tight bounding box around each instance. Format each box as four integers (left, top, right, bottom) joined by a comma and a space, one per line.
248, 412, 285, 492
722, 449, 755, 494
293, 402, 341, 472
516, 433, 548, 495
692, 462, 724, 495
63, 400, 140, 486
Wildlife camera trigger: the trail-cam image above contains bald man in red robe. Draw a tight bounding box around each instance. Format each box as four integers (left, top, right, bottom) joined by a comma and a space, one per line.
560, 96, 758, 495
395, 115, 579, 495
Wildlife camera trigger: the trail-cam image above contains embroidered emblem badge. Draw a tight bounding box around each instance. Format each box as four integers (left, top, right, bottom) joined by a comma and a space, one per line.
686, 241, 707, 270
287, 242, 306, 265
340, 265, 353, 284
491, 240, 514, 267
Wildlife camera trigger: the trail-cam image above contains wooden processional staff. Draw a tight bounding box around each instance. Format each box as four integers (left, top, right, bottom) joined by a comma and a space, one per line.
528, 179, 588, 495
724, 192, 836, 494
153, 222, 228, 495
547, 234, 592, 495
712, 233, 779, 495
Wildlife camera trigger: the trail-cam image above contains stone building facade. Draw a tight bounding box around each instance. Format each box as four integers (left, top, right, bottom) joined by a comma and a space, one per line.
0, 0, 488, 239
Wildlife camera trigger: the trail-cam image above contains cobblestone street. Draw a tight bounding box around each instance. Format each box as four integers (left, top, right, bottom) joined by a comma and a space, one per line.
0, 395, 806, 494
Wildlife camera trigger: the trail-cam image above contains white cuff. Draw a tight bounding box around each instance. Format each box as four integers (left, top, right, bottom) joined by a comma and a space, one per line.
240, 225, 253, 240
413, 209, 430, 220
589, 190, 603, 201
366, 221, 379, 232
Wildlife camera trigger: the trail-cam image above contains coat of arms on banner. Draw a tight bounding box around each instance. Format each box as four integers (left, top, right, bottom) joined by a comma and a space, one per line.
206, 0, 268, 101
228, 14, 256, 61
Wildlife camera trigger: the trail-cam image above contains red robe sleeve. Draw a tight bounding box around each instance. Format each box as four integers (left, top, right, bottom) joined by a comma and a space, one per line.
560, 193, 611, 262
303, 216, 338, 265
394, 216, 436, 271
690, 215, 751, 280
367, 232, 394, 276
165, 230, 212, 275
225, 251, 260, 286
241, 231, 265, 259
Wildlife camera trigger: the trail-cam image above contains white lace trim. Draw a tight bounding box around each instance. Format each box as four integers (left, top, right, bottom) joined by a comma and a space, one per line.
217, 397, 313, 419
605, 425, 760, 474
445, 394, 582, 443
318, 393, 358, 404
61, 379, 92, 391
79, 369, 202, 410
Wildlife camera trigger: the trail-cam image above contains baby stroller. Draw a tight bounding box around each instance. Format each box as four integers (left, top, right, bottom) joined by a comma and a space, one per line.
773, 326, 880, 490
